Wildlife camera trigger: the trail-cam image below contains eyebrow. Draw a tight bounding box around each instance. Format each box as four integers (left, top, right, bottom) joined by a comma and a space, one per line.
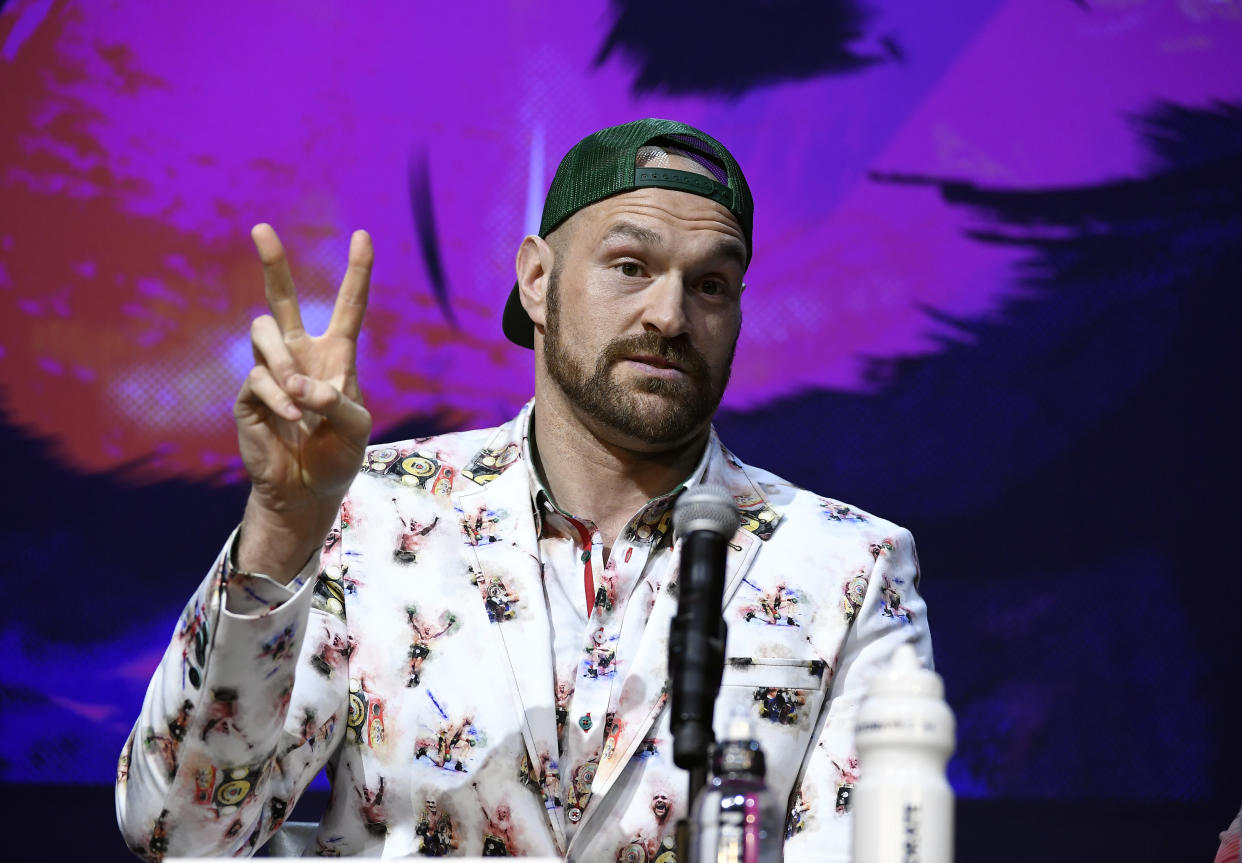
601, 221, 748, 270
600, 221, 664, 248
708, 237, 748, 271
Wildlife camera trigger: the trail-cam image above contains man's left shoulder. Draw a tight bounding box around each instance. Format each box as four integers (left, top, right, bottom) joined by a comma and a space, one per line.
717, 444, 910, 544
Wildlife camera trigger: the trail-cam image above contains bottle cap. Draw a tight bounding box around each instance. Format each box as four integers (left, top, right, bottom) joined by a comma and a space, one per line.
725, 716, 752, 741
713, 718, 765, 778
867, 643, 943, 699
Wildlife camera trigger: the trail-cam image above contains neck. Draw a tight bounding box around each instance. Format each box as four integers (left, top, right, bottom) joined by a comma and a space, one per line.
530, 386, 708, 546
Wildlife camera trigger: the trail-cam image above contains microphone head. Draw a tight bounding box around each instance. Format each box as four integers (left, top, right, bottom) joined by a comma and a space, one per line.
673, 484, 737, 540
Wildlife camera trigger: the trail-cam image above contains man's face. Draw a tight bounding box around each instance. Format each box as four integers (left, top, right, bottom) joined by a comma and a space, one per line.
539, 180, 746, 449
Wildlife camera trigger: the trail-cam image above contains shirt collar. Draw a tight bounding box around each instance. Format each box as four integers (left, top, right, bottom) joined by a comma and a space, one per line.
521, 405, 716, 543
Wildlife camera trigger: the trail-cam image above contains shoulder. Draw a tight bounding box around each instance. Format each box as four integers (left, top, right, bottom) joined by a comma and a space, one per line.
718, 442, 911, 545
719, 443, 924, 620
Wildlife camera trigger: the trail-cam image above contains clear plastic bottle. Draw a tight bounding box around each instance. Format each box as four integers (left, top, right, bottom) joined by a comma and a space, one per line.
852, 643, 956, 863
690, 718, 784, 863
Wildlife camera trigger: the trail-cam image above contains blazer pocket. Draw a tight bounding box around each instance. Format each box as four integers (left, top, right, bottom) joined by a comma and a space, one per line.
720, 656, 828, 691
718, 656, 828, 734
716, 657, 830, 799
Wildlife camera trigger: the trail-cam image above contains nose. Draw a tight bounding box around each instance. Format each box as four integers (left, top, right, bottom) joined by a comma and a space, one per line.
641, 274, 689, 338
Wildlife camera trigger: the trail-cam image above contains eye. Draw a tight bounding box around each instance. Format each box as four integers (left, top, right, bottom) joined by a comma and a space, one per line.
699, 279, 726, 296
618, 261, 642, 278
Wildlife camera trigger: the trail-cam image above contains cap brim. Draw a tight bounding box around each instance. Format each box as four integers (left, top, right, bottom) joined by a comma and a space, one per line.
502, 282, 535, 349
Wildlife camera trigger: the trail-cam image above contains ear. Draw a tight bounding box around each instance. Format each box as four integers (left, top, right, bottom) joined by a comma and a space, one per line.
515, 235, 555, 330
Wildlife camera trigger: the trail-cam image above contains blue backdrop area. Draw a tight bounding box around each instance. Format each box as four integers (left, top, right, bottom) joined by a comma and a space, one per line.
0, 0, 1239, 859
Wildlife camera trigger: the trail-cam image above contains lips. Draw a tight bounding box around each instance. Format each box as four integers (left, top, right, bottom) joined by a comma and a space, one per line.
625, 353, 685, 373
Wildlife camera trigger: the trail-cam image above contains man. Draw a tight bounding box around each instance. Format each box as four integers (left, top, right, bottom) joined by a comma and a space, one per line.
116, 119, 932, 861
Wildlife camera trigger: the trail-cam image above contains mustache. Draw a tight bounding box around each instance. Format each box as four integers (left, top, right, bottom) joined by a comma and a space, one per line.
599, 332, 711, 381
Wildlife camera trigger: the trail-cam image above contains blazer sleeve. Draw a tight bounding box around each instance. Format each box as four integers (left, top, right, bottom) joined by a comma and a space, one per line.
115, 521, 349, 861
783, 525, 934, 863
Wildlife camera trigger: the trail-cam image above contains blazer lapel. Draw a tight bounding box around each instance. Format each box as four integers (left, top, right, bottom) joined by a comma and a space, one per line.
452, 460, 566, 850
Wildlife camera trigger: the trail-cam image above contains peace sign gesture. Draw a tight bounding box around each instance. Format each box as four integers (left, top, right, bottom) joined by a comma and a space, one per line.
234, 224, 374, 581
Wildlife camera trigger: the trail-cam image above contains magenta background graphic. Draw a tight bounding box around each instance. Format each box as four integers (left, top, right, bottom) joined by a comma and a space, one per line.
1, 0, 1240, 858
8, 0, 1235, 482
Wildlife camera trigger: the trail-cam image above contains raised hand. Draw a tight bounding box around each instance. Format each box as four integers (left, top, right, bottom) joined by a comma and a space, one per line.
234, 224, 374, 581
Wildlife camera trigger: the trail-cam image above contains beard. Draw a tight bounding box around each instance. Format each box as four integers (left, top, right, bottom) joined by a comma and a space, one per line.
542, 269, 735, 445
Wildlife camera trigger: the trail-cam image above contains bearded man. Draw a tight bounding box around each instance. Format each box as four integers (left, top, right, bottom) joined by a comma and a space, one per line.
117, 119, 933, 861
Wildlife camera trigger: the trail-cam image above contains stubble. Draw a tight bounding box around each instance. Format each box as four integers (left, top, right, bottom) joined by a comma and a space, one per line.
542, 268, 734, 445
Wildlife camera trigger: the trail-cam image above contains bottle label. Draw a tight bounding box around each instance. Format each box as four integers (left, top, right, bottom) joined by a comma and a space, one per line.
852, 786, 953, 863
710, 790, 762, 863
901, 801, 922, 863
743, 792, 762, 863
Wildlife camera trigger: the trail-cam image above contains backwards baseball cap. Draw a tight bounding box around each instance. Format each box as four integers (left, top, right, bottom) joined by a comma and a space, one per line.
502, 118, 754, 349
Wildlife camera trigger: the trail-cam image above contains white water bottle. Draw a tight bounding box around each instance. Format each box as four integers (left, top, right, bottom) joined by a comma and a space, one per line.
852, 643, 955, 863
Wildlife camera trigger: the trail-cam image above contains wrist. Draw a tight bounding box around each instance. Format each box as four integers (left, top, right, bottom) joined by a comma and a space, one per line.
237, 491, 337, 584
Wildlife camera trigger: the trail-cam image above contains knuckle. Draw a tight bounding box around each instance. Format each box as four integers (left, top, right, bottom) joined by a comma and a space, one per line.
246, 366, 274, 391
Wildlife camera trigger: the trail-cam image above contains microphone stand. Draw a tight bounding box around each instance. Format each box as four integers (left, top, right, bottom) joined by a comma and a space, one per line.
673, 709, 718, 862
668, 486, 734, 862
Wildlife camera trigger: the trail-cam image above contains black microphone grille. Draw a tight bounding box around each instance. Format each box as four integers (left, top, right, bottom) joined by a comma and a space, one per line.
673, 484, 738, 540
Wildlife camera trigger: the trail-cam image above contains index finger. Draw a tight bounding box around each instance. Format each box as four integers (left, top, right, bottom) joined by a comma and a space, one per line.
251, 223, 306, 336
325, 229, 374, 340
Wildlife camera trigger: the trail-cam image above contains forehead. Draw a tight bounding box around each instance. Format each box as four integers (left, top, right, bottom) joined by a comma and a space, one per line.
570, 186, 747, 254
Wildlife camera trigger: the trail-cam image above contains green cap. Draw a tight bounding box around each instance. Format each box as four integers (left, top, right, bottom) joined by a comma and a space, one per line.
503, 118, 753, 348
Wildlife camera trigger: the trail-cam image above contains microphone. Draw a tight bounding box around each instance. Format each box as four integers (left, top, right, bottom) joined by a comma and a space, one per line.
669, 484, 737, 773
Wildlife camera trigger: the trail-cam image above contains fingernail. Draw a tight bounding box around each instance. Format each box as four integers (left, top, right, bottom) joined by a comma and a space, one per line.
287, 375, 306, 397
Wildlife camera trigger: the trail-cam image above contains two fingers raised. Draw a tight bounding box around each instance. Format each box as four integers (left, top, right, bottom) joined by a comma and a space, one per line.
250, 223, 373, 342
238, 225, 374, 435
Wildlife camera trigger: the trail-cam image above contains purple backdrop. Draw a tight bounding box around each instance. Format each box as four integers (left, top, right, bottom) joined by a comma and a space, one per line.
1, 0, 1239, 838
